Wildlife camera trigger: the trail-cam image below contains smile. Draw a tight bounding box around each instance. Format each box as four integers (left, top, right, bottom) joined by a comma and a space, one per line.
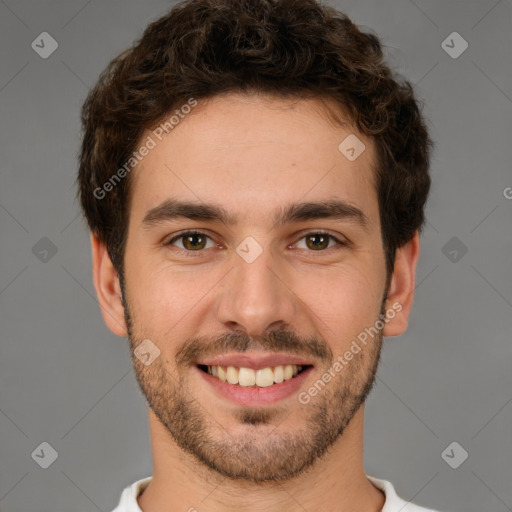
198, 364, 307, 387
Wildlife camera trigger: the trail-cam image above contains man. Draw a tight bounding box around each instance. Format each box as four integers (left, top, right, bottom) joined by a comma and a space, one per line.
77, 0, 443, 510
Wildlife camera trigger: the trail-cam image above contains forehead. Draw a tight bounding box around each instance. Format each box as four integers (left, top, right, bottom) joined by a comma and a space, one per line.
128, 93, 379, 229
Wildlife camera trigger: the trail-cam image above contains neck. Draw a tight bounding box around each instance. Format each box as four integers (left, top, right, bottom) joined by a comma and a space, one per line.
137, 406, 385, 512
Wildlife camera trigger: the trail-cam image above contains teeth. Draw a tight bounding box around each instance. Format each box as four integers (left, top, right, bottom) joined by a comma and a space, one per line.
255, 367, 274, 387
238, 367, 256, 387
205, 364, 304, 387
218, 365, 227, 382
226, 366, 239, 385
273, 365, 284, 383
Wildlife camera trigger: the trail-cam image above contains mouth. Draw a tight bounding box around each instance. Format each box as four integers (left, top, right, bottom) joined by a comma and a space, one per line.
195, 353, 315, 406
197, 363, 310, 388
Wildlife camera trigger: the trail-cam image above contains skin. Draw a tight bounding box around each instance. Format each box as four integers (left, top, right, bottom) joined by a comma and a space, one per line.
91, 92, 419, 511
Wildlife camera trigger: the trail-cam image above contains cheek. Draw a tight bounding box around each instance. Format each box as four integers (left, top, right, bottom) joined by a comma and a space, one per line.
295, 263, 384, 349
125, 260, 219, 336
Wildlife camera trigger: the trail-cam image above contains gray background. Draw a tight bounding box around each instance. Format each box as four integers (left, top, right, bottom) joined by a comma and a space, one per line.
1, 0, 511, 511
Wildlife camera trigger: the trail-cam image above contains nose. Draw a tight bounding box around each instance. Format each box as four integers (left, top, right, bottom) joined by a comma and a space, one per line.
215, 243, 297, 338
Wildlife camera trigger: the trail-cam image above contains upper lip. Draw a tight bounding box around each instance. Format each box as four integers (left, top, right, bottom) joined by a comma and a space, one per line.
196, 352, 314, 369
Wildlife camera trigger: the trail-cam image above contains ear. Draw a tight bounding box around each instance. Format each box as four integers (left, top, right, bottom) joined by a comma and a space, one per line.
382, 231, 420, 337
90, 233, 128, 337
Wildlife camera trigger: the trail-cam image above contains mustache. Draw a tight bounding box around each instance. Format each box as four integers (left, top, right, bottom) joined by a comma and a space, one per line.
175, 329, 332, 366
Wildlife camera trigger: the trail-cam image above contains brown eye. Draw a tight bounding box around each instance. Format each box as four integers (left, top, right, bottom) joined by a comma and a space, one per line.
182, 233, 207, 250
295, 232, 343, 251
166, 231, 215, 252
305, 233, 330, 250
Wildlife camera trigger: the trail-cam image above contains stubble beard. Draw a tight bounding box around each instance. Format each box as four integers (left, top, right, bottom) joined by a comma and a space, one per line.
120, 274, 385, 483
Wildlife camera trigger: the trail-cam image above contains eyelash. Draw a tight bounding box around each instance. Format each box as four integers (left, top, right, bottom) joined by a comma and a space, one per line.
164, 230, 347, 257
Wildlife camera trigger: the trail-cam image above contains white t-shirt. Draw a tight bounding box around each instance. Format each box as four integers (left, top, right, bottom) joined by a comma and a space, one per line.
111, 475, 443, 511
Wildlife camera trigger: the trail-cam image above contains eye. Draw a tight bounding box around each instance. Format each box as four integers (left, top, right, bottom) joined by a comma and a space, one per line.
164, 230, 347, 256
165, 231, 216, 252
294, 232, 346, 252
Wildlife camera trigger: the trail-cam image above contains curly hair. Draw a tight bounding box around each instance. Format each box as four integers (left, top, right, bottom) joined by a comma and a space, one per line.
77, 0, 433, 280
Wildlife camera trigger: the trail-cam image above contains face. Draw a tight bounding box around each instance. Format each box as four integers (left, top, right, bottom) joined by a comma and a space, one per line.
119, 93, 391, 482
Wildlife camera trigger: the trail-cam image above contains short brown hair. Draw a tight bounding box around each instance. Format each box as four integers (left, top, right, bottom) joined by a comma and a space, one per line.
77, 0, 433, 280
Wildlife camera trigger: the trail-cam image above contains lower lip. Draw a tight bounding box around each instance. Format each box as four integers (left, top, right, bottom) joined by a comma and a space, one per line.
197, 366, 313, 407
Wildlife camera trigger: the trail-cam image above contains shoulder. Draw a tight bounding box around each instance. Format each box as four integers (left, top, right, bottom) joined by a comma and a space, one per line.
110, 476, 152, 512
367, 475, 446, 512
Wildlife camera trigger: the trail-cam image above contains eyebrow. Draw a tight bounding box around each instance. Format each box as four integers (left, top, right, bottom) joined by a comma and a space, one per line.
142, 198, 370, 232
